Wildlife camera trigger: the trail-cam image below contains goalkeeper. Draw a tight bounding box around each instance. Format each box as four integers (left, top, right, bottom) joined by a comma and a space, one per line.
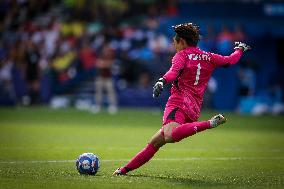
113, 23, 251, 175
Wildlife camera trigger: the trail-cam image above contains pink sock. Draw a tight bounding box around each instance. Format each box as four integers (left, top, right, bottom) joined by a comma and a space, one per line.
121, 143, 158, 173
172, 121, 210, 142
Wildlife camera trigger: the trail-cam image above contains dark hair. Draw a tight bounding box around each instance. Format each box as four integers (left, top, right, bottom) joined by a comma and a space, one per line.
173, 23, 200, 46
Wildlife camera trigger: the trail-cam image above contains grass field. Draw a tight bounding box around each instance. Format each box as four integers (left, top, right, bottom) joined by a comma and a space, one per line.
0, 107, 283, 189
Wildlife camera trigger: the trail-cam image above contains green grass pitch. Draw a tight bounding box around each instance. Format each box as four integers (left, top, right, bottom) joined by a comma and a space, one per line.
0, 107, 283, 189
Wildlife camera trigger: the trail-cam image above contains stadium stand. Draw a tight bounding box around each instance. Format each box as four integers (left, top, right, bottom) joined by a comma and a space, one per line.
0, 0, 283, 114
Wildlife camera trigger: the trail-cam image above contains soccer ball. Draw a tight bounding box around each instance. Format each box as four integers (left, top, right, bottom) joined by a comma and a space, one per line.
76, 153, 100, 175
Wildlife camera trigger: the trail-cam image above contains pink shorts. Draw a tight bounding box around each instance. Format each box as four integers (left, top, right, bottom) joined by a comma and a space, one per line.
162, 106, 193, 126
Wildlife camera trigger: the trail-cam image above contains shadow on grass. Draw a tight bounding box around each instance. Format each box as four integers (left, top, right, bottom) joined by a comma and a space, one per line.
128, 174, 227, 187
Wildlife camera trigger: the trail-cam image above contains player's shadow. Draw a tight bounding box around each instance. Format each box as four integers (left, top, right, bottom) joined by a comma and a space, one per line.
128, 174, 226, 187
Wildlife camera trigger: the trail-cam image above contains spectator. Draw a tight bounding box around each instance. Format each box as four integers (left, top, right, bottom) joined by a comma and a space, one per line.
91, 44, 117, 114
25, 40, 40, 104
43, 20, 60, 58
0, 58, 14, 100
233, 24, 246, 42
203, 77, 218, 110
269, 68, 284, 114
216, 25, 234, 55
199, 25, 216, 52
138, 72, 152, 90
79, 40, 96, 70
238, 61, 256, 97
166, 0, 178, 16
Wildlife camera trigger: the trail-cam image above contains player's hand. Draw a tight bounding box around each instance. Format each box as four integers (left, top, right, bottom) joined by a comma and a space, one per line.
153, 78, 165, 98
234, 42, 251, 52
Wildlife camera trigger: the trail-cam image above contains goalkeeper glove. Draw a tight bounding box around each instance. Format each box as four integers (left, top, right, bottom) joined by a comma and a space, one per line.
153, 78, 166, 98
234, 42, 251, 52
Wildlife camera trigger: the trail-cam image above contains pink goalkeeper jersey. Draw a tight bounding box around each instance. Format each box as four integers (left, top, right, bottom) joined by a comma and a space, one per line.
163, 47, 243, 121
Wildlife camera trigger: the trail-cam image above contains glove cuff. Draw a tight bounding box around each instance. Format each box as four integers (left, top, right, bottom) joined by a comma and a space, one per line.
158, 78, 166, 85
234, 46, 244, 52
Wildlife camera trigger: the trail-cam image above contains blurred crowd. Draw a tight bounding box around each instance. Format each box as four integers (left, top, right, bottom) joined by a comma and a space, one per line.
0, 0, 283, 114
0, 0, 176, 106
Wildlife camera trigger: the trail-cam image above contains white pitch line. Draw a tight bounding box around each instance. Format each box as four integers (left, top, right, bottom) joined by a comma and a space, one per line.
0, 157, 284, 164
1, 147, 283, 153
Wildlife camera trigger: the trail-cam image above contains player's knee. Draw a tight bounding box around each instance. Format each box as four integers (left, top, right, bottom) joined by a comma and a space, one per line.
163, 124, 177, 143
164, 135, 175, 143
163, 128, 175, 143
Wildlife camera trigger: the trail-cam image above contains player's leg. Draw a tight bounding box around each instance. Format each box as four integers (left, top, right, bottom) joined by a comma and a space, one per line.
164, 113, 227, 143
105, 78, 117, 114
91, 77, 103, 113
113, 107, 185, 175
112, 126, 169, 175
113, 108, 226, 175
117, 112, 226, 173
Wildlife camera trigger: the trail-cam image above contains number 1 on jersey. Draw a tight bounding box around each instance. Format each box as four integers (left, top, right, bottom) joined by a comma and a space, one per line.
194, 63, 201, 85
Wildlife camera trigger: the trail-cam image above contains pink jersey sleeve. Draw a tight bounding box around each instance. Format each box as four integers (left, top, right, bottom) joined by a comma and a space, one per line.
163, 51, 186, 83
210, 49, 243, 67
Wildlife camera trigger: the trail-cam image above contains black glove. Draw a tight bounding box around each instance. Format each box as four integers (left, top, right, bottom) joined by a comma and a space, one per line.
234, 42, 251, 52
153, 78, 166, 98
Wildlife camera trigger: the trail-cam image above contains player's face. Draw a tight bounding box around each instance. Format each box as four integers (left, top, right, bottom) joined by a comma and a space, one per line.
173, 36, 185, 52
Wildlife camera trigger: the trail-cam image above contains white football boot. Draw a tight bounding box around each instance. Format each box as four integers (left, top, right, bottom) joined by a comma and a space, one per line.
209, 114, 227, 128
112, 167, 127, 176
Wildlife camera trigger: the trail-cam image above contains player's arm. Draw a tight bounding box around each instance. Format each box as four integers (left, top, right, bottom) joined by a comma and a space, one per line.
153, 51, 186, 98
211, 42, 251, 67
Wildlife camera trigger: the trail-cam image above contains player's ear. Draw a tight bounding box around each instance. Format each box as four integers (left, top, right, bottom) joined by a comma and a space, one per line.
181, 38, 187, 47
